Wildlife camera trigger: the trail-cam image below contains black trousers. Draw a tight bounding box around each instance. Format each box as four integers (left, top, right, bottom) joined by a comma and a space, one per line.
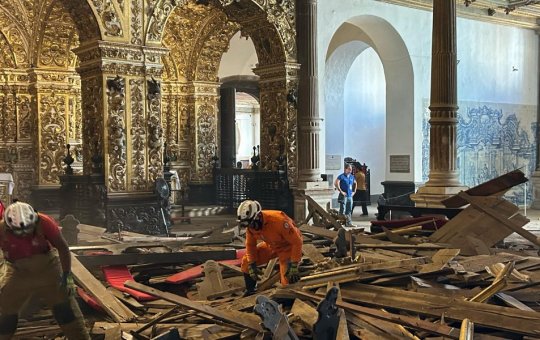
352, 190, 368, 215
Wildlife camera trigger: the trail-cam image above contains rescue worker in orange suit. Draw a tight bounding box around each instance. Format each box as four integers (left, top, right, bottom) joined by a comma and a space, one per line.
238, 200, 303, 296
0, 202, 90, 340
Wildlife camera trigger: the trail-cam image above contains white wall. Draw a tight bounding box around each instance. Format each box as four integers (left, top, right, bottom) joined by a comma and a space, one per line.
344, 48, 386, 195
319, 0, 538, 188
218, 32, 258, 78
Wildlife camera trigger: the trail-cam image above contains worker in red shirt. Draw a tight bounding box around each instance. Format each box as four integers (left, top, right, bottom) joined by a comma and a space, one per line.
238, 200, 303, 296
0, 202, 90, 340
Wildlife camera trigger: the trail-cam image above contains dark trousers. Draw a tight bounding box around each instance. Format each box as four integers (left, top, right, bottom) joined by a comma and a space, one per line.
352, 190, 368, 215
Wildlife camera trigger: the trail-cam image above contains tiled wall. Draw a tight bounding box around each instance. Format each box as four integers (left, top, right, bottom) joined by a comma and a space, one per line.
423, 100, 537, 205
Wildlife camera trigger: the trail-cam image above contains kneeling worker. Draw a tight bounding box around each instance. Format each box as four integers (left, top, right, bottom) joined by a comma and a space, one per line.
238, 200, 303, 295
0, 202, 90, 339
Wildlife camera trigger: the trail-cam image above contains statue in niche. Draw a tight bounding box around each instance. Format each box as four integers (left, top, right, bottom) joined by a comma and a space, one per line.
287, 87, 298, 109
148, 116, 163, 149
147, 77, 161, 96
107, 75, 124, 94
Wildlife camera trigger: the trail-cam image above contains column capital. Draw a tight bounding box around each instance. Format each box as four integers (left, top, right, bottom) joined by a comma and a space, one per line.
73, 40, 169, 78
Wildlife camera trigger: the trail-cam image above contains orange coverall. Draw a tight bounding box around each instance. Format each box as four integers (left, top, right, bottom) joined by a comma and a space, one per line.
241, 210, 303, 285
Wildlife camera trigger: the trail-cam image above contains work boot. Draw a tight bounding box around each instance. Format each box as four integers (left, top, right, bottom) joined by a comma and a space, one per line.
242, 273, 257, 297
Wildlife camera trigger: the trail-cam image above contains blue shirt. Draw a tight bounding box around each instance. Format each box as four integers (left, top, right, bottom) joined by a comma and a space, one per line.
337, 173, 355, 197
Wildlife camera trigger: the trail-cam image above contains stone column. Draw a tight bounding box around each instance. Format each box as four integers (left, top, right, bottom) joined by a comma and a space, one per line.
74, 41, 169, 234
530, 34, 540, 209
297, 0, 323, 183
411, 0, 467, 208
294, 0, 332, 220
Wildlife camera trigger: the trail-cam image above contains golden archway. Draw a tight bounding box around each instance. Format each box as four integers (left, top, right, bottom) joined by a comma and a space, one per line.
158, 0, 299, 188
0, 0, 90, 202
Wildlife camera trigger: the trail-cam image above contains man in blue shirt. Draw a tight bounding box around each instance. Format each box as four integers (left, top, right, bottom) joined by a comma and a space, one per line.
334, 163, 356, 226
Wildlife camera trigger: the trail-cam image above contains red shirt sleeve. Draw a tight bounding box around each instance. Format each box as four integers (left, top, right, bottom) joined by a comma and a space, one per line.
38, 213, 61, 241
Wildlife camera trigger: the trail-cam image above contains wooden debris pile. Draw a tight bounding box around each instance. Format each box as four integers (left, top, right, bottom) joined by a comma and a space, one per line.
13, 169, 540, 339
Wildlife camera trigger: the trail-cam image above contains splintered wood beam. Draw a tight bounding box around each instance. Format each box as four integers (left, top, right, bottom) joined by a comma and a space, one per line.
288, 290, 460, 339
71, 254, 136, 323
74, 249, 237, 267
459, 319, 474, 340
125, 281, 263, 332
441, 169, 527, 208
369, 225, 423, 239
458, 191, 539, 246
302, 194, 342, 229
468, 261, 514, 303
338, 283, 540, 337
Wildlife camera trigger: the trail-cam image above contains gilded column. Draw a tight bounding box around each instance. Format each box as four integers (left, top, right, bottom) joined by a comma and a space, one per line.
411, 0, 467, 207
297, 0, 323, 183
73, 41, 169, 234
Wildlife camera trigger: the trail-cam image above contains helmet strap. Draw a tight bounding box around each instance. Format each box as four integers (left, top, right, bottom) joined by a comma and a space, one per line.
249, 214, 263, 231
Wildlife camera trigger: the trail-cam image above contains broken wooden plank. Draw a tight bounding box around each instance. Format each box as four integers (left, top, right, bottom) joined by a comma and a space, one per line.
468, 261, 514, 303
71, 253, 136, 323
442, 169, 527, 208
430, 193, 533, 254
369, 225, 423, 240
458, 192, 539, 247
459, 318, 474, 340
285, 289, 460, 339
338, 283, 540, 337
302, 194, 342, 229
290, 299, 317, 331
494, 292, 535, 311
125, 281, 262, 332
302, 244, 327, 264
75, 249, 237, 267
418, 248, 460, 273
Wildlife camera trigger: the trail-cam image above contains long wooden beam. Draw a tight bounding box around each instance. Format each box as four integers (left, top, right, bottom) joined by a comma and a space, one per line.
125, 281, 262, 332
339, 283, 540, 337
286, 290, 460, 339
74, 249, 237, 267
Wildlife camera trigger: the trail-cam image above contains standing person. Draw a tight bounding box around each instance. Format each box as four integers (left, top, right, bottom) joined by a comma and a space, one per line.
353, 165, 369, 216
0, 202, 90, 340
237, 200, 303, 296
334, 163, 356, 226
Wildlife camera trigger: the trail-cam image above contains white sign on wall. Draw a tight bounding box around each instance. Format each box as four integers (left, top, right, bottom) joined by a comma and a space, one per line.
326, 154, 342, 170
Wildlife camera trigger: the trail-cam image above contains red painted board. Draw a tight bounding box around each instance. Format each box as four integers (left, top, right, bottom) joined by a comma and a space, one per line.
165, 248, 246, 284
102, 265, 157, 301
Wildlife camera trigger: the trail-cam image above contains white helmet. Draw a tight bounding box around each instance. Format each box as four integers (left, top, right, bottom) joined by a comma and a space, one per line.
3, 202, 39, 236
237, 200, 261, 227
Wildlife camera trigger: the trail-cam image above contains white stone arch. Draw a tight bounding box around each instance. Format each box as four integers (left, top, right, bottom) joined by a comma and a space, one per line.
324, 15, 415, 184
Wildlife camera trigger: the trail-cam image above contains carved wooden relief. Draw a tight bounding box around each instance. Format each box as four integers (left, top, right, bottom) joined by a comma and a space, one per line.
193, 94, 218, 183
147, 78, 163, 184
130, 78, 147, 190
82, 76, 104, 174
38, 0, 79, 68
38, 93, 67, 184
106, 76, 127, 191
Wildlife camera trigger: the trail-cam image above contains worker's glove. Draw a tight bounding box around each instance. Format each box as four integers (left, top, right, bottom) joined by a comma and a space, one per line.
60, 271, 75, 295
248, 263, 262, 281
285, 262, 300, 284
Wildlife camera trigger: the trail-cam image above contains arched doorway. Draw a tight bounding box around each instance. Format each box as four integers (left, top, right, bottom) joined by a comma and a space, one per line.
159, 0, 296, 203
219, 75, 260, 169
324, 16, 414, 201
0, 0, 101, 205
